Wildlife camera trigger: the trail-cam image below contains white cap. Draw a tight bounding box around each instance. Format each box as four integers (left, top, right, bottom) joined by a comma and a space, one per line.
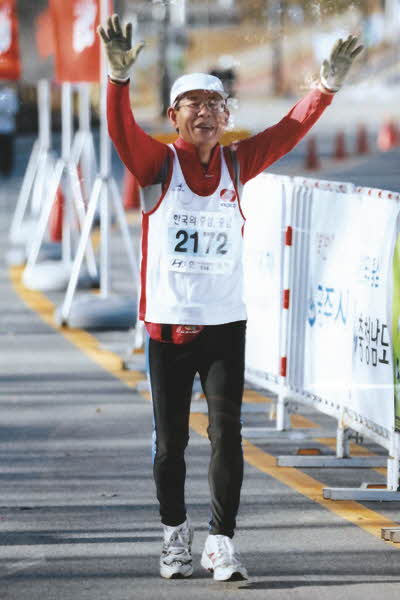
170, 73, 227, 107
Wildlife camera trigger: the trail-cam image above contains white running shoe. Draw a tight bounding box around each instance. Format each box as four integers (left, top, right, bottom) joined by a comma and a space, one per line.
201, 534, 248, 581
160, 518, 194, 579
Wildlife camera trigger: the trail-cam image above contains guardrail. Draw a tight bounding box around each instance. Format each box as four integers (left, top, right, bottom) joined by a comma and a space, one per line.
242, 172, 400, 500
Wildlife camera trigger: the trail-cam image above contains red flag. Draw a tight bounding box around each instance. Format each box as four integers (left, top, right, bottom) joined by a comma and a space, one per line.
0, 0, 21, 81
35, 8, 55, 59
50, 0, 102, 83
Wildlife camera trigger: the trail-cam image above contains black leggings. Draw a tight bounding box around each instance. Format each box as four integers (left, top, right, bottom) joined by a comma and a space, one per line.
148, 320, 246, 538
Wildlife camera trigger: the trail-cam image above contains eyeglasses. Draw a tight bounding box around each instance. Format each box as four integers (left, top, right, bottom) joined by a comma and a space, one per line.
175, 99, 226, 113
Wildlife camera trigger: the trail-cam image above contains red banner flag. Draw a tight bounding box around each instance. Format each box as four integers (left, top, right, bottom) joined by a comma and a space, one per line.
50, 0, 102, 83
0, 0, 21, 81
35, 8, 55, 59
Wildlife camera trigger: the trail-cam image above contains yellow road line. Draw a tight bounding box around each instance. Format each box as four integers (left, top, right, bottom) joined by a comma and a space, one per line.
189, 412, 400, 548
9, 266, 145, 389
243, 389, 320, 429
291, 413, 319, 429
10, 265, 399, 548
243, 389, 272, 403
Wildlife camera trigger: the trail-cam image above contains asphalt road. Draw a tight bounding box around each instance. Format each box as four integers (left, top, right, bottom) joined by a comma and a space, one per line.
1, 132, 400, 600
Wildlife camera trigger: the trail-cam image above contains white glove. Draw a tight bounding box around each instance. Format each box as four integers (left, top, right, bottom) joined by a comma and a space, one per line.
97, 13, 145, 82
320, 35, 363, 93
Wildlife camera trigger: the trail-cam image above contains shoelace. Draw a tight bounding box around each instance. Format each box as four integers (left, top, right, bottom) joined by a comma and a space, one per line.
210, 536, 240, 569
163, 528, 191, 560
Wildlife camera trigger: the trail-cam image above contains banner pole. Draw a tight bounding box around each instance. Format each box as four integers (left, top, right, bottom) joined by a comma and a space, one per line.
31, 79, 53, 217
387, 431, 400, 490
8, 79, 50, 245
61, 82, 72, 162
61, 82, 73, 264
74, 83, 96, 203
99, 0, 111, 298
38, 79, 51, 153
78, 83, 90, 132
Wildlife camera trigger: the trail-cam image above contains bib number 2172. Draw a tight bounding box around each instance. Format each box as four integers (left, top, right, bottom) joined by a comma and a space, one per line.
174, 229, 228, 256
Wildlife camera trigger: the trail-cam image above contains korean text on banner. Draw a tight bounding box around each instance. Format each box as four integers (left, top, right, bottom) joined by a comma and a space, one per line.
303, 184, 358, 417
50, 0, 101, 83
391, 218, 400, 431
351, 190, 399, 436
0, 0, 21, 81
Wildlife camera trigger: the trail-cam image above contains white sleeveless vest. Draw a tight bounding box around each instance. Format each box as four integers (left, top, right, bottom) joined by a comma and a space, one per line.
139, 145, 246, 325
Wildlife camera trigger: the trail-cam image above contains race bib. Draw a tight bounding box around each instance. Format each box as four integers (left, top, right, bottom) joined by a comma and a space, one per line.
168, 210, 234, 274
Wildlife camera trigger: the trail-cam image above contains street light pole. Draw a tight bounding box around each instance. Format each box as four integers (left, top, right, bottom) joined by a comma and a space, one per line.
170, 0, 186, 26
156, 1, 171, 116
384, 0, 399, 40
153, 0, 188, 116
268, 0, 284, 96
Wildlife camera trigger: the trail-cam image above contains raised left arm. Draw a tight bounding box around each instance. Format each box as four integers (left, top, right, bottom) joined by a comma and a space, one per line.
236, 88, 333, 184
235, 36, 363, 183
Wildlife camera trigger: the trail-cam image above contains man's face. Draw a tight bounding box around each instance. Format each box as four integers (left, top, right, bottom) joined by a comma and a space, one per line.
168, 90, 229, 147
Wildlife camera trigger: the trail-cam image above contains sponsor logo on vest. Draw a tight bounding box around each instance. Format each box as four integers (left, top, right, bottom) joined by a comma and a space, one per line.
172, 183, 185, 192
176, 325, 202, 334
220, 188, 237, 208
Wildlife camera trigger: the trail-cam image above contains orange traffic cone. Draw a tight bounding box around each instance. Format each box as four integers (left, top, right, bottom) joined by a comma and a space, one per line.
356, 124, 369, 155
377, 120, 398, 151
123, 169, 141, 210
334, 131, 347, 160
49, 187, 64, 242
305, 136, 321, 170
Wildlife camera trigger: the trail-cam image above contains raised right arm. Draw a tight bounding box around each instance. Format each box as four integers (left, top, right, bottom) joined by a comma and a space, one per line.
107, 80, 170, 187
99, 13, 170, 186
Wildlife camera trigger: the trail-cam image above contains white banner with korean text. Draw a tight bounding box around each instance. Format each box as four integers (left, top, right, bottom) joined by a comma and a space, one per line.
350, 188, 400, 436
242, 174, 286, 390
242, 172, 400, 444
302, 181, 358, 417
292, 180, 400, 440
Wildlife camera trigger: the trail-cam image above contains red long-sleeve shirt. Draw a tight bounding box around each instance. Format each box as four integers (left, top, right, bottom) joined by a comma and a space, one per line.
107, 81, 333, 190
107, 81, 333, 341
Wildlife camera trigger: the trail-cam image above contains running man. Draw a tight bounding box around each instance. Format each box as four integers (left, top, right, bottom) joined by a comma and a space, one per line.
98, 14, 362, 581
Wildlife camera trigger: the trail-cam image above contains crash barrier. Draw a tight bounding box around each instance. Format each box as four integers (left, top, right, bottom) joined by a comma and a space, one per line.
242, 173, 400, 499
8, 81, 99, 292
20, 82, 100, 293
